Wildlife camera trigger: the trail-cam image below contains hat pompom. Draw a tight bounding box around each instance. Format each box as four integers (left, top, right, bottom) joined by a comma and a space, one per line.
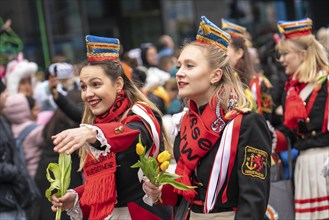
200, 21, 211, 35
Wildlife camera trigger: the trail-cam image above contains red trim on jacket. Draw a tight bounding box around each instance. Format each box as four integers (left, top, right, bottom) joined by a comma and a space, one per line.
274, 130, 288, 152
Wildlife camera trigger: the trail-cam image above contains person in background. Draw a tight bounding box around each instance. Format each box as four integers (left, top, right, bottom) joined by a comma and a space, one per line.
140, 42, 171, 114
50, 35, 173, 220
5, 52, 37, 97
163, 77, 182, 115
3, 94, 44, 179
316, 26, 329, 58
274, 18, 329, 219
143, 16, 271, 219
0, 80, 26, 220
222, 19, 274, 120
34, 62, 77, 112
157, 34, 175, 61
222, 19, 275, 146
158, 55, 177, 78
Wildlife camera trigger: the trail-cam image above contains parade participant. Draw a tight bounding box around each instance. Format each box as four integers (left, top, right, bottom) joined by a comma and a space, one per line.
222, 18, 273, 121
50, 35, 173, 220
0, 80, 26, 220
274, 18, 329, 219
143, 16, 271, 219
5, 52, 37, 97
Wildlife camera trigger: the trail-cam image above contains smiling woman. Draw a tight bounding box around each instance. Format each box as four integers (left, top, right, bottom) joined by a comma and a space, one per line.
143, 16, 272, 220
50, 35, 173, 220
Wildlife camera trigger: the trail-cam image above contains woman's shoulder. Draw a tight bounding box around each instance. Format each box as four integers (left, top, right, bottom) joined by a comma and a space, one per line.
240, 111, 268, 129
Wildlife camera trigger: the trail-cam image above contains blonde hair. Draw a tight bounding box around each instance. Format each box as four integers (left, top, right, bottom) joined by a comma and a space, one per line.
181, 42, 252, 112
277, 35, 329, 83
78, 60, 172, 170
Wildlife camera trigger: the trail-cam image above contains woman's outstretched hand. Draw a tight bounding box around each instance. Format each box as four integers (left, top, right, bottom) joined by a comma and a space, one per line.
52, 127, 96, 154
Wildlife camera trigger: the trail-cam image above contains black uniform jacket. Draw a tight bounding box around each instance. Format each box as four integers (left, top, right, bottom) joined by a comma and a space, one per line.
279, 78, 329, 151
174, 110, 272, 220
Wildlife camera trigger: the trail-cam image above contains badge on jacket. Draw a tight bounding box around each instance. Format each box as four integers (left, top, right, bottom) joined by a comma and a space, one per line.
241, 146, 268, 179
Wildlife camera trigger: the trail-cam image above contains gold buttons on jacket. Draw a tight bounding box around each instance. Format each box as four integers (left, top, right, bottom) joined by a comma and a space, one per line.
115, 126, 124, 134
311, 130, 316, 136
306, 117, 310, 123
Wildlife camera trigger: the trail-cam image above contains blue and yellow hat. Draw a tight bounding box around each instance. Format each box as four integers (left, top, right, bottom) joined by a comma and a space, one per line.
221, 18, 246, 39
196, 16, 231, 51
85, 35, 120, 61
277, 18, 312, 39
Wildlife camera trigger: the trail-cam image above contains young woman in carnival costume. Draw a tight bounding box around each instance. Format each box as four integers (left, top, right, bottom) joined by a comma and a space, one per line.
273, 18, 329, 220
143, 16, 272, 219
50, 35, 173, 220
221, 18, 273, 122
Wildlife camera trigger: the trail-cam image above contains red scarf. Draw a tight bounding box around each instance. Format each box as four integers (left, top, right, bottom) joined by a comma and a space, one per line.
80, 90, 131, 220
283, 77, 307, 129
175, 99, 228, 202
95, 90, 131, 124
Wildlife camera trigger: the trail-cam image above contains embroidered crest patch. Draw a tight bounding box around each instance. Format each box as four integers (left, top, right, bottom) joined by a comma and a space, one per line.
241, 146, 268, 179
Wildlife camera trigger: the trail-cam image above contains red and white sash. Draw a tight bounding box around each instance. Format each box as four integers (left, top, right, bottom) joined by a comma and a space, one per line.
204, 115, 242, 213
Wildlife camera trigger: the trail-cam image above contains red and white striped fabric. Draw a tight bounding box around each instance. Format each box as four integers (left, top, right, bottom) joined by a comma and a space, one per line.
294, 147, 329, 220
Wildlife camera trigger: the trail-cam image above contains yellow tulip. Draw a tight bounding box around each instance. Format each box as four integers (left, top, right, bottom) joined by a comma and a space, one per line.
136, 143, 145, 156
157, 150, 171, 163
160, 161, 170, 171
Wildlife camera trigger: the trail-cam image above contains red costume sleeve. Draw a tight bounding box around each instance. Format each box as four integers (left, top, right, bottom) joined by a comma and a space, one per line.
274, 130, 288, 152
93, 122, 140, 152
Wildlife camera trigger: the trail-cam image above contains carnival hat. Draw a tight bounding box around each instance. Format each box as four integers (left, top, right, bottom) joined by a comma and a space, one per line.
221, 18, 246, 39
277, 18, 312, 39
196, 16, 231, 51
85, 35, 120, 61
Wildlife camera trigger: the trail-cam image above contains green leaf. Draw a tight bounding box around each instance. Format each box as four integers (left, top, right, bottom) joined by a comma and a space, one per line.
45, 163, 61, 201
46, 163, 60, 183
158, 173, 181, 182
59, 153, 71, 196
45, 153, 71, 220
162, 179, 197, 190
130, 161, 141, 168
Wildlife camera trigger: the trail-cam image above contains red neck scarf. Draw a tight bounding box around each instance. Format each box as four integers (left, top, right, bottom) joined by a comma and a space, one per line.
175, 98, 229, 201
283, 76, 307, 129
80, 90, 131, 220
95, 90, 131, 124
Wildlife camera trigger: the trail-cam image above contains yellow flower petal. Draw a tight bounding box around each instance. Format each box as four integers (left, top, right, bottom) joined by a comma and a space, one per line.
157, 150, 171, 163
160, 161, 170, 171
136, 143, 145, 156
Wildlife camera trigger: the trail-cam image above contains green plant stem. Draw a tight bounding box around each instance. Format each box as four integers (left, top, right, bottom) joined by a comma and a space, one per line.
56, 207, 61, 220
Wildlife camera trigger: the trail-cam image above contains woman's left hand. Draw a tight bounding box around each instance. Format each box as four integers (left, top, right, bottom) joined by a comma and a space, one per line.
52, 127, 96, 154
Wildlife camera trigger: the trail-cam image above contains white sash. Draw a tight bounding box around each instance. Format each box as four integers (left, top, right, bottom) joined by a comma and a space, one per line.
131, 103, 160, 182
204, 119, 235, 213
299, 82, 315, 101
